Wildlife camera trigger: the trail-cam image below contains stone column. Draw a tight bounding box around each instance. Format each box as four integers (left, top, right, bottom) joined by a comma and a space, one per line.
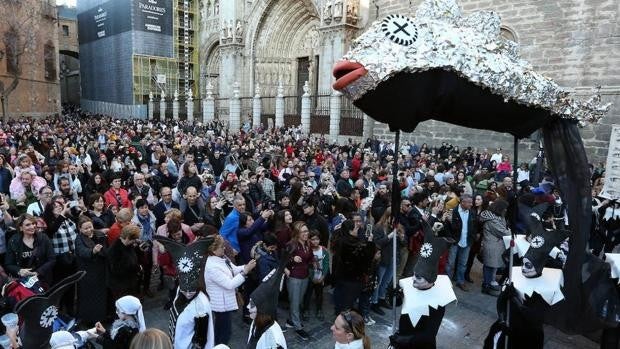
252, 83, 261, 129
172, 90, 179, 121
329, 89, 341, 140
148, 92, 154, 120
301, 81, 311, 135
187, 98, 194, 123
363, 113, 374, 139
203, 81, 215, 123
229, 81, 241, 131
275, 80, 284, 128
159, 93, 166, 120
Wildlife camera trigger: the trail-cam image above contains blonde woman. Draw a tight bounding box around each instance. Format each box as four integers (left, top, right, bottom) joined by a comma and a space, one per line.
129, 328, 172, 349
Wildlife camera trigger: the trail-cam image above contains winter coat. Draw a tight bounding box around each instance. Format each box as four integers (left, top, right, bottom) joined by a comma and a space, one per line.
5, 232, 56, 286
106, 239, 140, 293
479, 210, 511, 268
204, 255, 246, 312
75, 233, 108, 325
238, 217, 267, 264
252, 242, 279, 281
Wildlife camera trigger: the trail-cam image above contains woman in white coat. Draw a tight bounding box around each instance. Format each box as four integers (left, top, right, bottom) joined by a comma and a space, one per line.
204, 235, 256, 346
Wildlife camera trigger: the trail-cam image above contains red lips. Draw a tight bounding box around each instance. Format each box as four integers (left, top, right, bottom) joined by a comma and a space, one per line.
332, 61, 367, 90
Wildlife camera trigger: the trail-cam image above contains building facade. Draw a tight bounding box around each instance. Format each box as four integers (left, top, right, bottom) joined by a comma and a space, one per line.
58, 5, 81, 105
0, 0, 60, 118
196, 0, 620, 162
78, 0, 199, 118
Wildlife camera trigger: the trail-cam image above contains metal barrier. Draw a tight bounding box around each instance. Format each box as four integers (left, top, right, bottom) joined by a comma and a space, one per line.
340, 96, 364, 136
310, 94, 330, 134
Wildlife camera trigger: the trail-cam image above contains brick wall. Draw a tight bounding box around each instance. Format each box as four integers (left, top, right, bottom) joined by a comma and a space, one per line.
0, 0, 61, 117
369, 0, 620, 163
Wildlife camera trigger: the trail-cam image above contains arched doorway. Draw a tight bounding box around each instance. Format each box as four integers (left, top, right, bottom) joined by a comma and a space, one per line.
251, 0, 320, 126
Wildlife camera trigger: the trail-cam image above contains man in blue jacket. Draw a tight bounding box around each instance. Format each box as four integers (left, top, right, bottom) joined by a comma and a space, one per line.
219, 196, 246, 255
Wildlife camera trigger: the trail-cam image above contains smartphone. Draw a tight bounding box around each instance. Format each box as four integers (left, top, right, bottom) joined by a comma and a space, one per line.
366, 224, 372, 238
69, 201, 78, 208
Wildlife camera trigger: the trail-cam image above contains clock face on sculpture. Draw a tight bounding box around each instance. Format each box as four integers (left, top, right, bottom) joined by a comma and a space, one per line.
381, 14, 418, 46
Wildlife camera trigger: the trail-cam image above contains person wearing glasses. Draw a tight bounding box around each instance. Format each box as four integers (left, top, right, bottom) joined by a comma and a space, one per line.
27, 186, 53, 217
331, 309, 370, 349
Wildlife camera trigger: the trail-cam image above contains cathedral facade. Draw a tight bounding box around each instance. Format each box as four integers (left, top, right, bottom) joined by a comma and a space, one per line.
199, 0, 619, 161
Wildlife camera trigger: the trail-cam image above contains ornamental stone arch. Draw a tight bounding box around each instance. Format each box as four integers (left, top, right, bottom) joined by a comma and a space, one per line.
245, 0, 320, 97
203, 38, 221, 97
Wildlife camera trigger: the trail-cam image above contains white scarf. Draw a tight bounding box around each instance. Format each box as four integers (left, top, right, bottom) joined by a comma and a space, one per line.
334, 338, 364, 349
110, 318, 139, 340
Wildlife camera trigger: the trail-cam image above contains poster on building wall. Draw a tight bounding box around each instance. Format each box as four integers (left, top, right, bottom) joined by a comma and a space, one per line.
77, 1, 132, 45
600, 124, 620, 200
133, 0, 173, 36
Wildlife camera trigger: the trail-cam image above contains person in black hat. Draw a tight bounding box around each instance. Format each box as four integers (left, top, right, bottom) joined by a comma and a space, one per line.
390, 221, 456, 349
245, 252, 289, 349
154, 235, 215, 349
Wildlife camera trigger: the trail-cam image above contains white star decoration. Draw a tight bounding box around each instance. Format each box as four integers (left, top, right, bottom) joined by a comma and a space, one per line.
177, 257, 194, 273
40, 305, 58, 328
420, 243, 433, 258
531, 236, 545, 249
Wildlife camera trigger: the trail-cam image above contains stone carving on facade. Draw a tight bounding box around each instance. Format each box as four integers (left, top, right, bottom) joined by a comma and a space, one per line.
227, 20, 233, 40
303, 81, 310, 96
235, 20, 244, 43
323, 0, 332, 24
149, 91, 153, 101
161, 90, 166, 99
334, 0, 343, 21
233, 82, 240, 98
187, 88, 193, 101
346, 1, 359, 25
205, 80, 213, 98
214, 0, 219, 15
221, 22, 227, 42
254, 83, 261, 97
174, 90, 179, 101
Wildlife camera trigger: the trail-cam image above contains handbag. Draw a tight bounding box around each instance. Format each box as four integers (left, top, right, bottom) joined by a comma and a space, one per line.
225, 258, 245, 309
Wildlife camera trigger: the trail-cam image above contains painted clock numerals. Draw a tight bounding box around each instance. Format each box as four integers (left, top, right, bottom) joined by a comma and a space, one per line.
381, 14, 418, 46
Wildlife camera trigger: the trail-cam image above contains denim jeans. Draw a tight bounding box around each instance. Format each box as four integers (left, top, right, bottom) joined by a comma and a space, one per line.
482, 265, 497, 286
303, 280, 324, 313
287, 276, 309, 330
358, 289, 372, 318
213, 310, 233, 345
371, 265, 394, 304
446, 245, 471, 284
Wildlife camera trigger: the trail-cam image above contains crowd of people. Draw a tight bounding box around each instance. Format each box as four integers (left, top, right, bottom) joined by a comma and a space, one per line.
0, 106, 609, 348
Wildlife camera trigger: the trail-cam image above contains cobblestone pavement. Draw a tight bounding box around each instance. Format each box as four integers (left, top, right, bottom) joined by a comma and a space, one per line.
143, 264, 599, 348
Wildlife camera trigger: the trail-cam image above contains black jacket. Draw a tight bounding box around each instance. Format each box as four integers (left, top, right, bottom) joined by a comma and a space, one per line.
153, 200, 180, 228
5, 233, 56, 286
448, 206, 477, 246
332, 233, 376, 282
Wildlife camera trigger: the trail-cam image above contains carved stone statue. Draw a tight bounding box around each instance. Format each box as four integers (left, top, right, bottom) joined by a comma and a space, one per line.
214, 0, 219, 15
323, 0, 333, 24
334, 0, 343, 20
221, 22, 227, 41
347, 3, 359, 24
149, 91, 153, 101
235, 20, 243, 42
161, 90, 166, 99
254, 83, 261, 97
187, 88, 193, 101
174, 90, 179, 101
227, 20, 233, 39
303, 81, 310, 95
